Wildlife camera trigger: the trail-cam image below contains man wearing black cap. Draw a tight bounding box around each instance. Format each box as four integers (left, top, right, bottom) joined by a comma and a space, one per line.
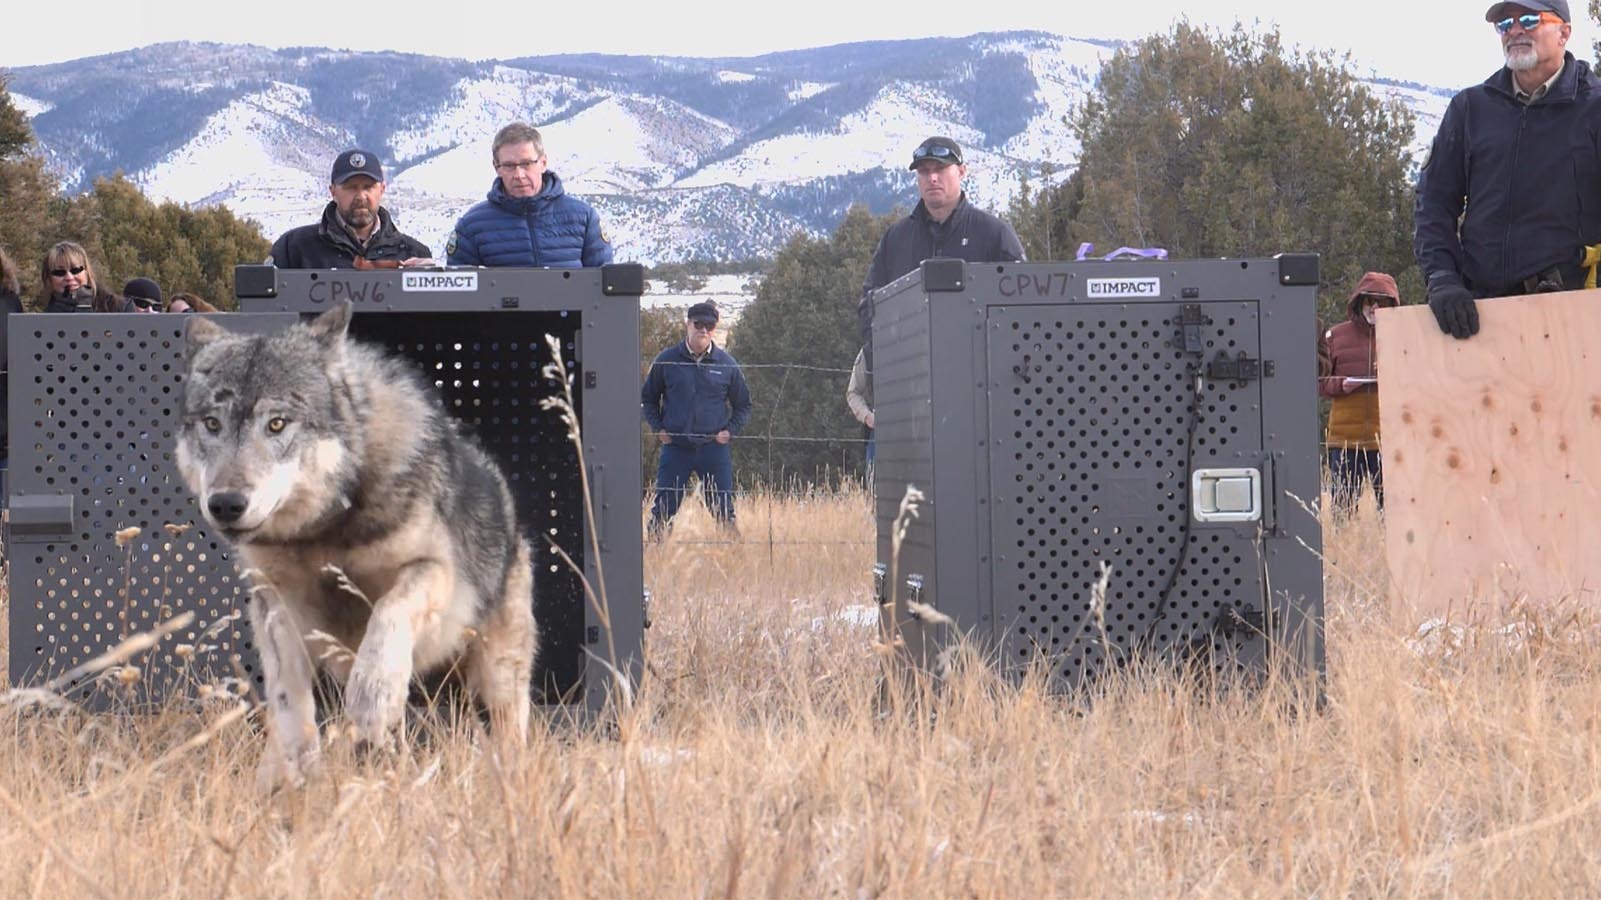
1416, 0, 1601, 339
859, 136, 1024, 352
269, 149, 432, 269
640, 300, 753, 539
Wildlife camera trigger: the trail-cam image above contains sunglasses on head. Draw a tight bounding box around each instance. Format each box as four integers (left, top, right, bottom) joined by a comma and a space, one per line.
50, 265, 86, 278
912, 144, 958, 163
1494, 11, 1563, 33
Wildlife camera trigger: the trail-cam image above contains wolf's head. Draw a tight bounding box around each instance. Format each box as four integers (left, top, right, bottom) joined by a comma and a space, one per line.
176, 301, 363, 543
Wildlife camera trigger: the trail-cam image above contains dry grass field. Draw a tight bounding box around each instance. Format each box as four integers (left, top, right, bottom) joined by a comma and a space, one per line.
2, 485, 1600, 898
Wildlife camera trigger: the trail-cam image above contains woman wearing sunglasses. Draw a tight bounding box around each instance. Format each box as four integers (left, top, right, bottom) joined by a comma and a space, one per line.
165, 292, 218, 314
39, 242, 127, 312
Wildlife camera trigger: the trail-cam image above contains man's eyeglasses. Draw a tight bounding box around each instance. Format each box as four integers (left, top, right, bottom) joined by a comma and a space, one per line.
129, 296, 160, 311
912, 144, 959, 163
690, 320, 717, 331
49, 265, 86, 278
495, 158, 545, 172
1494, 12, 1563, 34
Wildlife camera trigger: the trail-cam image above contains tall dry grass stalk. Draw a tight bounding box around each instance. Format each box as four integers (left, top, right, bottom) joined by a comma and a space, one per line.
1, 481, 1600, 896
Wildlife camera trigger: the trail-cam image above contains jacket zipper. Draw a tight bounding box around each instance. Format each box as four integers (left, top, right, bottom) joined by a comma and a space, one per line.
1501, 105, 1529, 292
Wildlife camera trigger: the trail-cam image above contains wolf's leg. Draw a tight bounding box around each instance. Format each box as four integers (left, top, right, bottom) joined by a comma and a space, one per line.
466, 540, 537, 744
249, 585, 320, 792
345, 559, 449, 745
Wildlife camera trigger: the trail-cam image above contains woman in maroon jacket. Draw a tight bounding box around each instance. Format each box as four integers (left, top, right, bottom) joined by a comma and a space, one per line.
1318, 271, 1401, 515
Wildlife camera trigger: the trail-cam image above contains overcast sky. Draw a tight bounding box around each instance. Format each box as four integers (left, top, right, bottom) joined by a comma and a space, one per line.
5, 0, 1580, 91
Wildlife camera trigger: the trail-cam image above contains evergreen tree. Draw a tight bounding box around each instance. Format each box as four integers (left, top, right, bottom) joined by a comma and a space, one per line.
1069, 24, 1422, 325
89, 175, 268, 309
0, 78, 269, 309
0, 75, 58, 302
726, 204, 899, 489
1593, 0, 1601, 63
1008, 165, 1083, 263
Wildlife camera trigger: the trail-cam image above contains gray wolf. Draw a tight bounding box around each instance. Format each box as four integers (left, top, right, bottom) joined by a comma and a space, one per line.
176, 300, 536, 790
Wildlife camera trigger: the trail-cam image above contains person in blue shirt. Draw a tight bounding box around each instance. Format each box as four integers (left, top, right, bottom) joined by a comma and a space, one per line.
446, 122, 613, 268
641, 301, 752, 539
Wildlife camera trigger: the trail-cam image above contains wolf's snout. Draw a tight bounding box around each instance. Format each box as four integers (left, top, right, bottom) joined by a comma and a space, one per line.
207, 491, 250, 524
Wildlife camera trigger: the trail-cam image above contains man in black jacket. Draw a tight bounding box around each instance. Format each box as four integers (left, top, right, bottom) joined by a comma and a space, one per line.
859, 136, 1024, 349
1415, 0, 1601, 339
270, 149, 432, 269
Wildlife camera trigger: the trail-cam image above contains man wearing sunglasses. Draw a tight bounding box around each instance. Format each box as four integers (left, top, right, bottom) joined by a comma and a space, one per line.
859, 136, 1024, 358
1415, 0, 1601, 339
121, 278, 163, 314
269, 149, 432, 269
641, 300, 752, 540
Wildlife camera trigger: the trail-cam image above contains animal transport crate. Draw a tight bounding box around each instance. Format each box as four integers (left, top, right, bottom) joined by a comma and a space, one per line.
6, 264, 646, 711
868, 256, 1324, 687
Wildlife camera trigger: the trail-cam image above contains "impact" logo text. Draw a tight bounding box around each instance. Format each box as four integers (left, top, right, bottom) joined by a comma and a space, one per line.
1084, 277, 1161, 299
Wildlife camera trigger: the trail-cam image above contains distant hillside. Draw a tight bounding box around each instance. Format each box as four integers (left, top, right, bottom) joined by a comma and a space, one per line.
5, 33, 1450, 265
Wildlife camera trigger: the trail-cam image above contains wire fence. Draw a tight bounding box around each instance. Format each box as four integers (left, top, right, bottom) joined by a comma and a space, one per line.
638, 355, 877, 551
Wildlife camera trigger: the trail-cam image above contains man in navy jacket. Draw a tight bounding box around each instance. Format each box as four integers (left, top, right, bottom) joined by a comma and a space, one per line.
271, 149, 431, 269
446, 122, 614, 268
641, 301, 753, 538
1415, 0, 1601, 338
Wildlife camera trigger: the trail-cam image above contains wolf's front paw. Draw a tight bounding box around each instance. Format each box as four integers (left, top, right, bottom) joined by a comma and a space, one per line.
344, 652, 410, 745
256, 736, 321, 794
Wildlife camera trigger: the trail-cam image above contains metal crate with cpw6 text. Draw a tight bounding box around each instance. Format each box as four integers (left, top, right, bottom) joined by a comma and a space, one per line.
868, 256, 1324, 688
6, 264, 646, 712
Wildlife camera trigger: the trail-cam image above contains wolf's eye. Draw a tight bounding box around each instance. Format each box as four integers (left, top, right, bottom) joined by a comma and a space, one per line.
203, 417, 221, 434
267, 417, 288, 434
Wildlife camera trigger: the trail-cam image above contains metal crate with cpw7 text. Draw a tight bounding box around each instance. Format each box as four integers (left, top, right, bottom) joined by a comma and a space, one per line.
868, 256, 1324, 688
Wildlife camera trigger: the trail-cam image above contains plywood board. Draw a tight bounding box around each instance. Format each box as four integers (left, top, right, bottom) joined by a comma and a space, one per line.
1377, 290, 1601, 622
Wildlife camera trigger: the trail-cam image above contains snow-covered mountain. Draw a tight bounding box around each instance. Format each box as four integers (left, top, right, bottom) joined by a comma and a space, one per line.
6, 33, 1452, 265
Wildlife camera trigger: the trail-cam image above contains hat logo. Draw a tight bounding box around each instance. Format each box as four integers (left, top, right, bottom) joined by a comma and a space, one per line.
349, 153, 366, 169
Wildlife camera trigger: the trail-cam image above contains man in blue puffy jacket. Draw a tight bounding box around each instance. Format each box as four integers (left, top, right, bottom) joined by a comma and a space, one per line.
1415, 0, 1601, 339
641, 301, 753, 539
446, 122, 614, 267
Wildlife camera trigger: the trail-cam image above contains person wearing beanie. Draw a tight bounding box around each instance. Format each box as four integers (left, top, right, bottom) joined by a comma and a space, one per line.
640, 300, 752, 539
122, 277, 163, 313
270, 149, 431, 269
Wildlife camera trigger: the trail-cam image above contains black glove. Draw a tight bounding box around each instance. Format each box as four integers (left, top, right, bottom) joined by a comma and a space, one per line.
1427, 282, 1479, 340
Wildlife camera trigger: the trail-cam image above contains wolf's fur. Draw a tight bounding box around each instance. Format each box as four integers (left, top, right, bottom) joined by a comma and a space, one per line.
176, 301, 536, 791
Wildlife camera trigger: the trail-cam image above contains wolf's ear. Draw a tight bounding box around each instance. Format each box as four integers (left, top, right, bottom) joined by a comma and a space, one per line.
184, 316, 227, 362
307, 299, 353, 355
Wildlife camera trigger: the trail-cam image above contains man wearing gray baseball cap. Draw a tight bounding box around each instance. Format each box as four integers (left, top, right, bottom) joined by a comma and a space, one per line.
1415, 0, 1601, 339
